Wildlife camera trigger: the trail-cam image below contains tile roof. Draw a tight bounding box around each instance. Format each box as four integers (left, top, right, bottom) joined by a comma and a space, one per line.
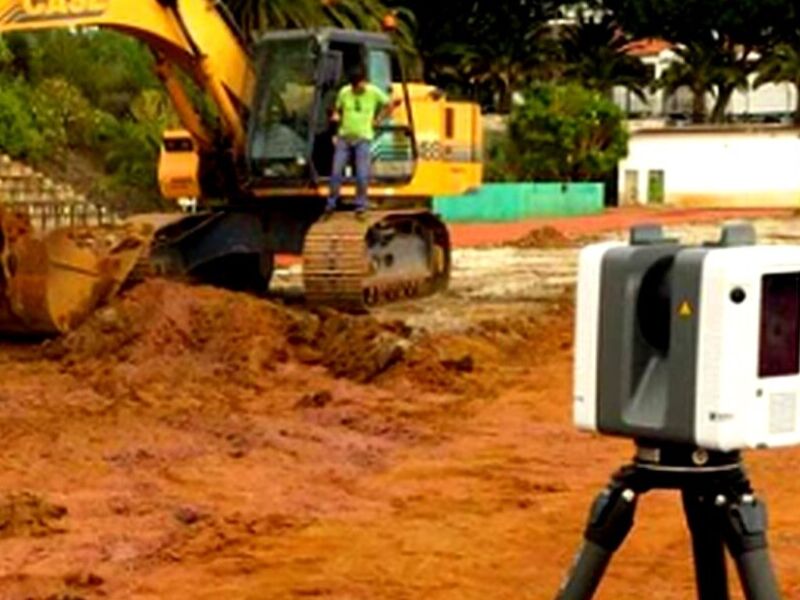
624, 38, 674, 57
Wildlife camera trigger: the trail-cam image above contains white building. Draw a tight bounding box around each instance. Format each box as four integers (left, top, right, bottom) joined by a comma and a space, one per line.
619, 126, 800, 208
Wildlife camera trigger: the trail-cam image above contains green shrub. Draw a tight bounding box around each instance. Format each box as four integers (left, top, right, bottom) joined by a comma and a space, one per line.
483, 128, 515, 182
0, 80, 46, 160
0, 30, 173, 212
16, 30, 159, 117
505, 82, 629, 182
30, 78, 95, 149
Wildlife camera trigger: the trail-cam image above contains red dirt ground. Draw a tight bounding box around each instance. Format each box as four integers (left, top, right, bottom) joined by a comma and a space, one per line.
2, 210, 800, 599
275, 207, 795, 266
449, 206, 796, 247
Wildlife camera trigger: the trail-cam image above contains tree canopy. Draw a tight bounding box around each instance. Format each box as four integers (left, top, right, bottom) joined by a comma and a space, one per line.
592, 0, 791, 122
390, 0, 564, 111
502, 82, 629, 182
561, 11, 650, 100
399, 0, 800, 121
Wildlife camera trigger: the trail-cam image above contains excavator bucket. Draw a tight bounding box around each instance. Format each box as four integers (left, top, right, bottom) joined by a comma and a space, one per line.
0, 207, 153, 336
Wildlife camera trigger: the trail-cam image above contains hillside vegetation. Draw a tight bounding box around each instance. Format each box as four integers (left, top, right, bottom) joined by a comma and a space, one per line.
0, 31, 171, 212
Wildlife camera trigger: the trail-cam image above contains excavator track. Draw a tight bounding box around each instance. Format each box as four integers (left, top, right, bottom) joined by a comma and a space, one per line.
303, 210, 451, 312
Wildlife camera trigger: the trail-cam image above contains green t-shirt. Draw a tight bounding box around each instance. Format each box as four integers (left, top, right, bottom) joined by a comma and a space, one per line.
336, 83, 390, 141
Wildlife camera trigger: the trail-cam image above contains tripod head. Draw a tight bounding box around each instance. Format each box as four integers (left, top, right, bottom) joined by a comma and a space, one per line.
633, 442, 741, 472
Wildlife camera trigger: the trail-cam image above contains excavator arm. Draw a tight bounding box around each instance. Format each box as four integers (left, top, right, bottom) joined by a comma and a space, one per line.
0, 0, 254, 154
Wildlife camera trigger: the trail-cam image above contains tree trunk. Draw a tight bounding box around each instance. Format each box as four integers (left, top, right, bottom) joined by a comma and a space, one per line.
497, 89, 511, 114
691, 87, 707, 123
496, 70, 515, 114
711, 85, 735, 124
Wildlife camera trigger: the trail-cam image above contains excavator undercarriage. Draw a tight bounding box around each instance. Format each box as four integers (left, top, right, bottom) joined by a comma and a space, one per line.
304, 211, 450, 312
0, 202, 451, 335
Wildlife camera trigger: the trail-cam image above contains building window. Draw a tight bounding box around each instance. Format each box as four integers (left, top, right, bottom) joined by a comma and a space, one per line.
648, 170, 665, 204
624, 170, 639, 205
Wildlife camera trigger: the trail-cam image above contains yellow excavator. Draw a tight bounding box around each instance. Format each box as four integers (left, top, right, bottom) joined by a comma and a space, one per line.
0, 0, 483, 334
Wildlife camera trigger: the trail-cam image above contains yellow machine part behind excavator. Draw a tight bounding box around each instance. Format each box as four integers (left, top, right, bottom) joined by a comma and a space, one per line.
0, 207, 154, 335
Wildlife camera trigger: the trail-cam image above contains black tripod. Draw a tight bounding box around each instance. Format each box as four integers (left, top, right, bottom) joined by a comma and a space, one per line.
556, 444, 782, 600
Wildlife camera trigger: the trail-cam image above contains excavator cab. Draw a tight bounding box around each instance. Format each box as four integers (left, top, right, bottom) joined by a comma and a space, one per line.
247, 29, 416, 187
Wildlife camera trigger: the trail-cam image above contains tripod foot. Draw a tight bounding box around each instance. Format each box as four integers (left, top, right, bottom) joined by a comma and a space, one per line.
556, 480, 638, 600
722, 493, 781, 600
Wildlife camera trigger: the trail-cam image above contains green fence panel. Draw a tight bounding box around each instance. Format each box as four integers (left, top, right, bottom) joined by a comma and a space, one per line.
433, 182, 605, 222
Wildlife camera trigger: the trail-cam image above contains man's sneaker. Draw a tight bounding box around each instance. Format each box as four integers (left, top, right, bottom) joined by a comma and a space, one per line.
322, 205, 336, 219
354, 207, 367, 221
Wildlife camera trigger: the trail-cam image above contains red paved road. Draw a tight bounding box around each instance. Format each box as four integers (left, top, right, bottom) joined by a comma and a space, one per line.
275, 207, 796, 266
447, 206, 796, 247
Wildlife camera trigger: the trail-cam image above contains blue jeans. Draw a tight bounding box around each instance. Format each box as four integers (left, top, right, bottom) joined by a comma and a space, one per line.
327, 138, 370, 211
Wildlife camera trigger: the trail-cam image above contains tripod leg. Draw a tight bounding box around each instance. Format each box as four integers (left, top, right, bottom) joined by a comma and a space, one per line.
556, 482, 638, 600
722, 493, 782, 600
682, 491, 730, 600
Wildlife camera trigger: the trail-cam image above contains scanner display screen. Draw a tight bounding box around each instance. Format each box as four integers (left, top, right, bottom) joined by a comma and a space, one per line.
760, 272, 800, 378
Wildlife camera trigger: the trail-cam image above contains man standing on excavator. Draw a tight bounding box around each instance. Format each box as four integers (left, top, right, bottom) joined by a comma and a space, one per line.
326, 66, 400, 218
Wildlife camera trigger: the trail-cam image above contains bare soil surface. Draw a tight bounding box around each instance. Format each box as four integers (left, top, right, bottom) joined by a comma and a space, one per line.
1, 216, 800, 599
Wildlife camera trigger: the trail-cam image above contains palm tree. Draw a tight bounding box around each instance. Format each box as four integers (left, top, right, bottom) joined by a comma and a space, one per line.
223, 0, 320, 31
658, 36, 757, 124
435, 22, 558, 113
425, 0, 562, 113
222, 0, 417, 73
708, 54, 751, 124
656, 43, 715, 123
561, 12, 651, 101
755, 42, 800, 125
222, 0, 412, 39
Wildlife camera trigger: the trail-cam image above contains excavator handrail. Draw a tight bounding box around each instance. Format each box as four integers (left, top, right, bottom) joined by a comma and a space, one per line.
0, 0, 254, 153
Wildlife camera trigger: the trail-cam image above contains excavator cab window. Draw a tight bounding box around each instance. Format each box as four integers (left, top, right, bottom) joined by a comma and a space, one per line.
368, 49, 392, 95
248, 36, 318, 181
310, 40, 356, 179
248, 31, 416, 186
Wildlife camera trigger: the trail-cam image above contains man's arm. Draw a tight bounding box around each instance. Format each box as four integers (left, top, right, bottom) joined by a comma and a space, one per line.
377, 99, 403, 123
331, 88, 345, 124
329, 87, 347, 140
373, 86, 402, 125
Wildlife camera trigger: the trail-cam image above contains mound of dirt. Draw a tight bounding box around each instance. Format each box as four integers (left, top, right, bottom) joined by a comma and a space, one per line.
510, 226, 575, 249
48, 280, 292, 367
0, 492, 67, 539
44, 280, 416, 409
41, 281, 576, 412
381, 297, 575, 394
0, 571, 104, 600
290, 310, 412, 383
